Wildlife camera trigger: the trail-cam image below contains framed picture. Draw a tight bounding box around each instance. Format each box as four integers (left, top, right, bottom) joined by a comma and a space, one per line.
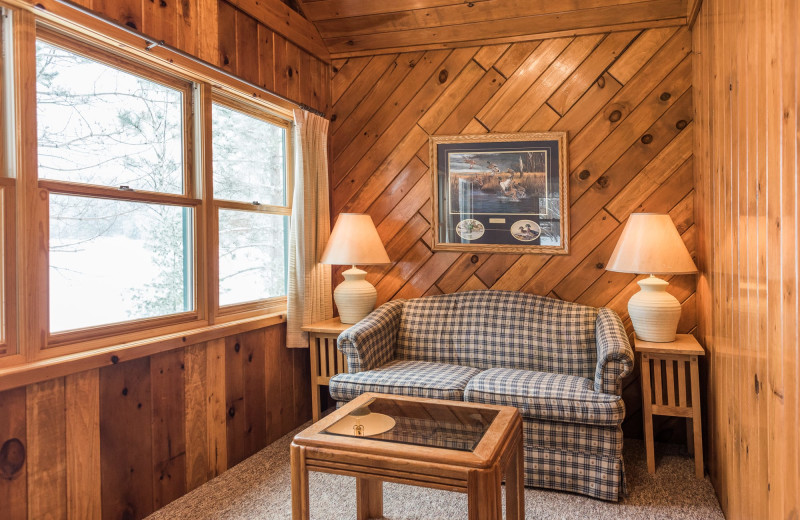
430, 132, 569, 254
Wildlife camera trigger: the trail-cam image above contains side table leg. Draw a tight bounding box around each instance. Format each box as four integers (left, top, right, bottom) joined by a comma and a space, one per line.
291, 444, 310, 520
690, 357, 704, 478
309, 335, 320, 423
356, 478, 383, 520
468, 467, 502, 520
505, 428, 525, 520
641, 354, 656, 474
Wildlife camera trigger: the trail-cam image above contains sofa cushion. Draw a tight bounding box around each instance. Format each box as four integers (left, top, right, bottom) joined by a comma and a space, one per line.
329, 360, 481, 402
463, 368, 625, 426
396, 290, 599, 379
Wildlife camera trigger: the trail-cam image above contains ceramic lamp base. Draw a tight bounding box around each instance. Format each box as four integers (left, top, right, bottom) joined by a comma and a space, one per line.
334, 266, 378, 324
628, 275, 682, 342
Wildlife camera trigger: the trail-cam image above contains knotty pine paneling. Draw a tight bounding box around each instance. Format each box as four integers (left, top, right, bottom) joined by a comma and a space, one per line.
0, 323, 310, 520
300, 0, 687, 58
54, 0, 331, 113
693, 0, 800, 517
330, 27, 697, 438
218, 0, 330, 113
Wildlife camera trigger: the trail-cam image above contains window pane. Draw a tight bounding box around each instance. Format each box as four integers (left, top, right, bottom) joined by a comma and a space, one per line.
219, 210, 286, 306
36, 40, 184, 194
50, 194, 193, 332
212, 103, 286, 205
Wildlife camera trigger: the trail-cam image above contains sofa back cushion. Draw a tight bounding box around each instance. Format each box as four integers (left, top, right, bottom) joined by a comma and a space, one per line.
395, 290, 599, 379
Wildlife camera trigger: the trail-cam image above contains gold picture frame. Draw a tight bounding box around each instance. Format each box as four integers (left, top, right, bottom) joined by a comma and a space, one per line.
430, 132, 569, 254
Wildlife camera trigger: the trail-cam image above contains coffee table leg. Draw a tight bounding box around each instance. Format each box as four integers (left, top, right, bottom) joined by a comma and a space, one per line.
291, 444, 309, 520
505, 431, 525, 520
468, 467, 502, 520
356, 478, 383, 520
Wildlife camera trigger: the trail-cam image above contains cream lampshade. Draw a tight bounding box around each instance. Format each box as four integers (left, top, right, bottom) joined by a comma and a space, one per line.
606, 213, 697, 342
320, 213, 391, 324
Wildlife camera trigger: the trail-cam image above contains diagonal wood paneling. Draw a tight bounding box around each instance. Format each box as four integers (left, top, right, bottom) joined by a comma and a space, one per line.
330, 27, 697, 436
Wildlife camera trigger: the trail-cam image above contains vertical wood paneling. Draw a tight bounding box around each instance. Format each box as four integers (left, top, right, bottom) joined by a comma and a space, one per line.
64, 370, 101, 520
183, 343, 209, 491
694, 0, 800, 517
218, 0, 238, 73
1, 323, 306, 520
216, 1, 332, 112
150, 350, 187, 510
100, 357, 154, 520
234, 9, 260, 85
205, 338, 228, 478
224, 334, 246, 466
142, 0, 178, 48
263, 324, 283, 444
26, 379, 66, 520
330, 28, 697, 436
241, 329, 267, 458
0, 387, 27, 520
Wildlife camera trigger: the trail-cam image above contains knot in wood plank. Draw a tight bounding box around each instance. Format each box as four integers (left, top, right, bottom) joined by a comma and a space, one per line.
0, 438, 25, 479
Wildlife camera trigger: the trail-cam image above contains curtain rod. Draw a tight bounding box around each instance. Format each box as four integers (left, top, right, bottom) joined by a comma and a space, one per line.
33, 0, 328, 119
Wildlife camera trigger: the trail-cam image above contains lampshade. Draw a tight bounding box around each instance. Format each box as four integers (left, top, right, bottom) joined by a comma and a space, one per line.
606, 213, 697, 275
321, 213, 390, 265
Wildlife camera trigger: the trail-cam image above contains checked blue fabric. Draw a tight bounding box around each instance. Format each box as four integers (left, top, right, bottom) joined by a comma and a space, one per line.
329, 290, 633, 501
464, 368, 626, 426
329, 359, 480, 402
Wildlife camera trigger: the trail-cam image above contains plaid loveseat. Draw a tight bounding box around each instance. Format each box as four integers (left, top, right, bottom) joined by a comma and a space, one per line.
328, 290, 633, 501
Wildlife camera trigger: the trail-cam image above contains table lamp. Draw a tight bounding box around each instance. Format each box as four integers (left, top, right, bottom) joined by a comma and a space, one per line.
320, 213, 391, 324
606, 213, 697, 342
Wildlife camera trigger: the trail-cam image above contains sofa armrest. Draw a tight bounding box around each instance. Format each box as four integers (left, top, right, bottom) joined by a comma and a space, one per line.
337, 299, 405, 373
594, 307, 634, 395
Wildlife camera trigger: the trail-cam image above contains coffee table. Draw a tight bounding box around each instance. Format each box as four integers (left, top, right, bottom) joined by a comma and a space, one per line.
290, 392, 524, 520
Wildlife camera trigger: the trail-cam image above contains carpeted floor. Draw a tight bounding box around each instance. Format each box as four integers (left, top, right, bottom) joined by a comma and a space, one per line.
148, 424, 724, 520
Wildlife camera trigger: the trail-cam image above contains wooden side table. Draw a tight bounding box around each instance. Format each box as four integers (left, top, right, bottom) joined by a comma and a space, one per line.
636, 334, 705, 478
302, 317, 350, 422
291, 392, 524, 520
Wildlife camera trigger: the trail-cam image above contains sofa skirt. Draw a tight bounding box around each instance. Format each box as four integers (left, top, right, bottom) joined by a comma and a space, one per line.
523, 419, 625, 501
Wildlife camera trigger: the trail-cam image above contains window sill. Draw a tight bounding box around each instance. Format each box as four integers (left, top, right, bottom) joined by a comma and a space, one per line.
0, 311, 287, 392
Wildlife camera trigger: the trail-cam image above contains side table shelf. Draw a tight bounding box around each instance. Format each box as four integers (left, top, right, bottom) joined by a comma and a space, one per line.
302, 317, 350, 422
636, 333, 705, 478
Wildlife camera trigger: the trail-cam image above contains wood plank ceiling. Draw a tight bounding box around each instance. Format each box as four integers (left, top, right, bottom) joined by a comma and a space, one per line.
296, 0, 689, 58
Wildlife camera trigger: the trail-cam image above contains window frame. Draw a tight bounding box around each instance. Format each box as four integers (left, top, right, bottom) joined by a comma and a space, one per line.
0, 0, 300, 372
210, 92, 294, 320
0, 7, 18, 364
35, 26, 206, 349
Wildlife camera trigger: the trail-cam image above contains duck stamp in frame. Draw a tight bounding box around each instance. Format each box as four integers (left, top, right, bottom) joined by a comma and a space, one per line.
430, 132, 569, 254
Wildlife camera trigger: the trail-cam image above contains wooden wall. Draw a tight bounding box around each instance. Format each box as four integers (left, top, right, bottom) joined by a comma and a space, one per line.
302, 0, 688, 58
217, 0, 330, 113
329, 27, 697, 436
0, 2, 326, 519
693, 0, 800, 517
0, 323, 310, 520
64, 0, 331, 113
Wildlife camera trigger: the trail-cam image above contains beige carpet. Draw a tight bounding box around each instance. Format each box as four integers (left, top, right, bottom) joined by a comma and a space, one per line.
148, 424, 724, 520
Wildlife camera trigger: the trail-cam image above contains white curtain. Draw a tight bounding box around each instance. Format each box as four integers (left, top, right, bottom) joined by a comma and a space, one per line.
287, 110, 333, 348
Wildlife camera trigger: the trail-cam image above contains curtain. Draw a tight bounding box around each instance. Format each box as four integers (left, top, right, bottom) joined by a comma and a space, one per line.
287, 110, 333, 348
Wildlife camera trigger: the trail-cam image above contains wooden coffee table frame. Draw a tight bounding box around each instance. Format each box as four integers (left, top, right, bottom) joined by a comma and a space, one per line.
291, 392, 525, 520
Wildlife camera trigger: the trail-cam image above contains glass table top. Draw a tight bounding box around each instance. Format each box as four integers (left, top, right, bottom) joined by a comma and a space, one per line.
321, 397, 499, 452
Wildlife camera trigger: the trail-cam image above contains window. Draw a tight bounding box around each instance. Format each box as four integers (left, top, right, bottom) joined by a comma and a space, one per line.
0, 7, 296, 369
212, 98, 291, 310
36, 33, 197, 337
0, 8, 15, 360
